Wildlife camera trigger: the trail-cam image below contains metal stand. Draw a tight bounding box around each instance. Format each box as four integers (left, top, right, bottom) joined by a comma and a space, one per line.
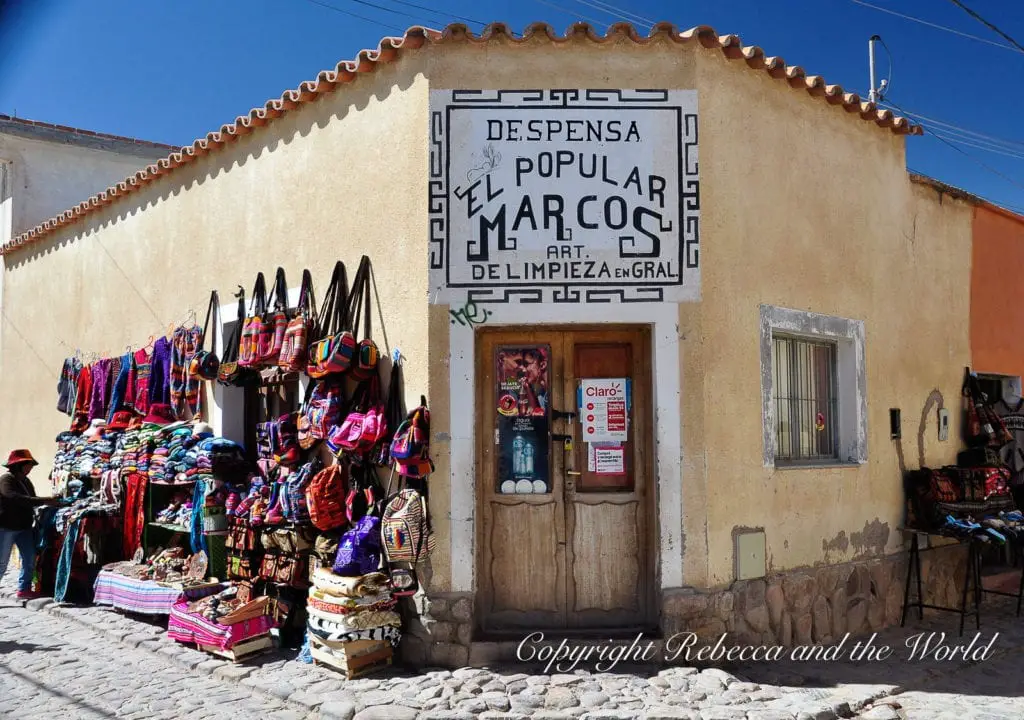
900, 527, 1024, 635
900, 530, 979, 636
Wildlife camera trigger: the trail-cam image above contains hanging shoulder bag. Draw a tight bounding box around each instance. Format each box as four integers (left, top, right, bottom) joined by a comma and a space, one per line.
218, 291, 256, 387
238, 273, 267, 368
328, 375, 387, 455
257, 266, 289, 367
307, 261, 354, 378
280, 269, 317, 372
372, 358, 405, 467
189, 290, 221, 381
347, 256, 380, 382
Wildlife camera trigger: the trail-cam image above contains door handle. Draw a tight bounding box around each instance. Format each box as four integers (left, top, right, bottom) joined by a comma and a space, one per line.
552, 409, 577, 421
566, 471, 582, 476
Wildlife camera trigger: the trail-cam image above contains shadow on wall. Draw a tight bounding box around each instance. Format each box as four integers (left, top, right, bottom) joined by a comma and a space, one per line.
894, 388, 945, 477
5, 62, 425, 269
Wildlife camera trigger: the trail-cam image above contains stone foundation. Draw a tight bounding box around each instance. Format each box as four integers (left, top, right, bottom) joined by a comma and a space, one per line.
662, 543, 968, 651
396, 544, 968, 668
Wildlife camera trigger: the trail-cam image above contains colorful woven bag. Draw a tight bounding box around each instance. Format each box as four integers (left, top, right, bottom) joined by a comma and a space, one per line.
306, 463, 349, 532
238, 273, 267, 368
346, 256, 379, 382
279, 268, 317, 372
256, 267, 289, 367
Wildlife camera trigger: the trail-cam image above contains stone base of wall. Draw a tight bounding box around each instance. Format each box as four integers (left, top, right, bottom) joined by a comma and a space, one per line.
396, 544, 968, 669
661, 543, 967, 651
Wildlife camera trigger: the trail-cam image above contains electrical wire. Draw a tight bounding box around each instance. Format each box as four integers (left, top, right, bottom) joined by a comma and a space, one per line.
532, 0, 608, 27
301, 0, 406, 33
383, 0, 487, 27
571, 0, 656, 28
947, 0, 1024, 54
887, 98, 1024, 194
847, 0, 1024, 54
886, 106, 1024, 153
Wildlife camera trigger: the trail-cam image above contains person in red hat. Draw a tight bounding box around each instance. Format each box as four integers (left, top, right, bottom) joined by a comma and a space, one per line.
0, 450, 60, 599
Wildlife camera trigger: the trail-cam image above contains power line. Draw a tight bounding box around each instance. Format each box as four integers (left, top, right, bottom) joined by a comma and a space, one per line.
947, 0, 1024, 54
533, 0, 608, 27
847, 0, 1024, 54
301, 0, 406, 33
571, 0, 656, 28
380, 0, 487, 27
887, 106, 1024, 153
887, 98, 1024, 194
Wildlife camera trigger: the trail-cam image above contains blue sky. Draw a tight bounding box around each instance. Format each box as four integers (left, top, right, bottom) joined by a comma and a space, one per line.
1, 0, 1022, 212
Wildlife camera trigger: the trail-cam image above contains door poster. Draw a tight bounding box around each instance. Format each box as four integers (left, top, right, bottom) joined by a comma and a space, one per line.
580, 378, 629, 442
495, 346, 551, 494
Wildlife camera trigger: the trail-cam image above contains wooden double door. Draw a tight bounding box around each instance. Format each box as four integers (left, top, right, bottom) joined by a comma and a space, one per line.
476, 326, 655, 634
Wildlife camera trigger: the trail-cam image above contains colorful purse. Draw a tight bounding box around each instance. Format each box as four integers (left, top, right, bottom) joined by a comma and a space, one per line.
328, 376, 387, 454
347, 256, 380, 382
307, 262, 353, 378
188, 290, 221, 381
256, 267, 289, 367
238, 273, 267, 368
333, 515, 382, 576
279, 268, 317, 372
218, 292, 255, 387
307, 378, 345, 441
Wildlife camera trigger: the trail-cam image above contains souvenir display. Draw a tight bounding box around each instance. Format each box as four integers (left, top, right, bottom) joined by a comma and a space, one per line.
41, 256, 431, 679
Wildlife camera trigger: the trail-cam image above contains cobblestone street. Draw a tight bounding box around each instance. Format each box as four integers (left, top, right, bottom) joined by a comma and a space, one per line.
3, 576, 1024, 720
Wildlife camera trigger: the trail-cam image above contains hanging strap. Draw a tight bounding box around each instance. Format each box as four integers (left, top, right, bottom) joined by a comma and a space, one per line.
346, 256, 373, 342
221, 290, 246, 363
199, 291, 219, 355
249, 273, 267, 317
298, 269, 318, 321
316, 261, 349, 339
269, 267, 288, 312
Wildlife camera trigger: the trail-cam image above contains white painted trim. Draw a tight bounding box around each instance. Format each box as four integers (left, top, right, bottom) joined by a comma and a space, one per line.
448, 303, 683, 593
759, 305, 868, 468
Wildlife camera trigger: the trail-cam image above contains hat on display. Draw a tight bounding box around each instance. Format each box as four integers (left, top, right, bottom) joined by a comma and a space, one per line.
193, 422, 214, 438
108, 411, 134, 431
84, 419, 107, 440
4, 449, 38, 468
143, 404, 177, 426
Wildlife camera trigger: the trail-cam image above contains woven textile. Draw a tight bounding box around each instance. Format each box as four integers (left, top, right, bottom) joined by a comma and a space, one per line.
170, 326, 202, 418
167, 600, 277, 651
92, 571, 218, 615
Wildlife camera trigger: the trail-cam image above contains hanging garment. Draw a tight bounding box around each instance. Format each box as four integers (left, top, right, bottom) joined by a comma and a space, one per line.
122, 473, 147, 559
57, 357, 81, 416
107, 352, 132, 422
130, 347, 152, 415
996, 398, 1024, 486
54, 517, 82, 604
88, 358, 114, 421
73, 364, 93, 418
170, 326, 202, 419
149, 338, 172, 409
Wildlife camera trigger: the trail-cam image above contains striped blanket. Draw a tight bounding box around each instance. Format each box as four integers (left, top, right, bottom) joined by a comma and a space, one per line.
92, 571, 217, 615
167, 601, 277, 651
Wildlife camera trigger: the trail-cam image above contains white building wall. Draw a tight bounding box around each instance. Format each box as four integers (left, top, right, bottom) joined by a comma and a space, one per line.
0, 131, 170, 239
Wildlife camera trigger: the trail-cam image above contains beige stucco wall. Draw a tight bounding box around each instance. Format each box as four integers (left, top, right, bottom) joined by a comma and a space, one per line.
0, 34, 974, 601
688, 47, 973, 586
0, 61, 432, 500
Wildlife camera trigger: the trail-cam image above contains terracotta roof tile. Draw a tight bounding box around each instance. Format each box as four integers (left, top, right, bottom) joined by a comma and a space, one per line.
1, 21, 919, 256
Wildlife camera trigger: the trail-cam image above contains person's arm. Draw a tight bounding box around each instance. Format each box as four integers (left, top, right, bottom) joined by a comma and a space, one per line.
0, 475, 57, 506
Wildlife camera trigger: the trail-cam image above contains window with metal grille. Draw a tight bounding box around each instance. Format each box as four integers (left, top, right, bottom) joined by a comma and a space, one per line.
772, 335, 838, 464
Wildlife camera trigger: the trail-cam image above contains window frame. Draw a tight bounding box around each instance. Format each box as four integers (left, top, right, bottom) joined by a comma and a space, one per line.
771, 333, 839, 465
760, 305, 867, 469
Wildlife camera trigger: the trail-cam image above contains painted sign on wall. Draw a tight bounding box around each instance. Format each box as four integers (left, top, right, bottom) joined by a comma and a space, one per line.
429, 89, 700, 305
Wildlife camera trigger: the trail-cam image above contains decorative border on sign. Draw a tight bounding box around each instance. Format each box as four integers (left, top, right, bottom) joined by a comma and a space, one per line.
428, 89, 700, 304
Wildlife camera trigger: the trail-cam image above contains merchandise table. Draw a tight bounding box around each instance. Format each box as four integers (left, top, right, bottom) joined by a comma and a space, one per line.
92, 570, 220, 615
900, 527, 1024, 636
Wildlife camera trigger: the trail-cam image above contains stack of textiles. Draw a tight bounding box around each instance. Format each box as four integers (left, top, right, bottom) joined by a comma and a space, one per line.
50, 432, 86, 493
167, 584, 282, 662
305, 568, 400, 678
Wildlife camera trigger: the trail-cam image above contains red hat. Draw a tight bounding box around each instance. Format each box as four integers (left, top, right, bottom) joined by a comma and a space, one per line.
108, 411, 134, 431
4, 449, 38, 468
143, 403, 177, 426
